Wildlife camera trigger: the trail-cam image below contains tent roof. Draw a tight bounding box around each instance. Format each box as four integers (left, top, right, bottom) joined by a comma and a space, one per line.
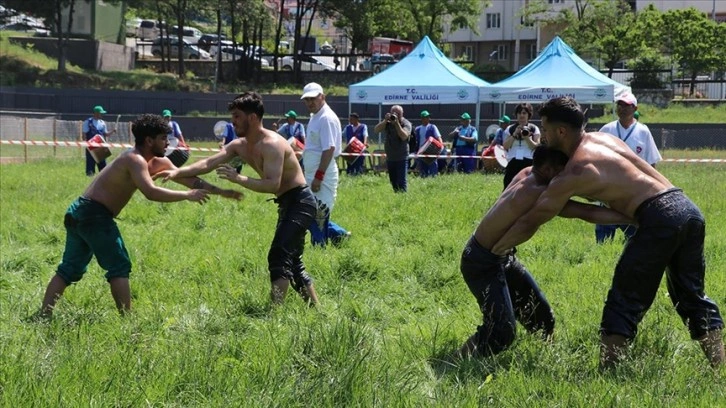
349, 36, 490, 105
480, 36, 630, 103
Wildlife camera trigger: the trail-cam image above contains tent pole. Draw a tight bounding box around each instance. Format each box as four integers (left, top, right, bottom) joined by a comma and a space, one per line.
378, 102, 383, 146
475, 101, 481, 153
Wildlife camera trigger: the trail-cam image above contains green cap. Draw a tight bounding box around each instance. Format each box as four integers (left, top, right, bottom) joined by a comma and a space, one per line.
93, 105, 107, 114
420, 110, 430, 118
460, 112, 471, 120
162, 109, 172, 117
498, 115, 511, 123
285, 110, 298, 119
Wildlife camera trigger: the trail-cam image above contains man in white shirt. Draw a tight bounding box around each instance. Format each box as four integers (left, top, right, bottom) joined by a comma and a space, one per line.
596, 92, 662, 243
300, 82, 349, 246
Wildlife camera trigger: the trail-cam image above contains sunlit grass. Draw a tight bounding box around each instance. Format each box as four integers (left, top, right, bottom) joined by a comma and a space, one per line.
1, 157, 724, 406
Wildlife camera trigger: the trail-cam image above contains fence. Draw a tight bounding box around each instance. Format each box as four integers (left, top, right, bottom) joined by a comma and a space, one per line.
0, 116, 134, 162
1, 114, 724, 164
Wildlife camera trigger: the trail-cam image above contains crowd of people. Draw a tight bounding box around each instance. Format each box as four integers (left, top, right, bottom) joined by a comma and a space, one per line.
40, 92, 722, 371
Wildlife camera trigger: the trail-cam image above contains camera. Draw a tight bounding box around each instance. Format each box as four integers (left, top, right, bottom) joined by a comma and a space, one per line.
521, 128, 530, 137
389, 113, 398, 122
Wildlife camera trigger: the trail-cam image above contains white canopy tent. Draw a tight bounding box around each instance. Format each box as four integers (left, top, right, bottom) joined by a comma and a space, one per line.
349, 36, 491, 129
480, 36, 631, 104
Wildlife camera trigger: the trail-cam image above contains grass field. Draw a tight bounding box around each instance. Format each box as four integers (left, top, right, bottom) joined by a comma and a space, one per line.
1, 156, 724, 406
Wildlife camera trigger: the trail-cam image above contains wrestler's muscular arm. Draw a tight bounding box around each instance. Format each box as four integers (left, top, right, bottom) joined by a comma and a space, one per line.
560, 200, 634, 225
491, 171, 584, 255
128, 155, 208, 204
149, 157, 242, 200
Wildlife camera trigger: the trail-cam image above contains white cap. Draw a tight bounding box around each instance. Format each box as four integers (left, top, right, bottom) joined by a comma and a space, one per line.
616, 92, 637, 106
301, 82, 324, 99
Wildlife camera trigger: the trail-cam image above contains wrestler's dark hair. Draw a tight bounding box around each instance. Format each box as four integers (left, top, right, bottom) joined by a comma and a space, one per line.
514, 102, 534, 119
228, 91, 265, 119
131, 114, 169, 146
538, 97, 585, 130
532, 145, 569, 170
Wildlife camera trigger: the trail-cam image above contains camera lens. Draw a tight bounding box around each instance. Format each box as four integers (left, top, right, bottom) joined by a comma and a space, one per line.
521, 128, 530, 137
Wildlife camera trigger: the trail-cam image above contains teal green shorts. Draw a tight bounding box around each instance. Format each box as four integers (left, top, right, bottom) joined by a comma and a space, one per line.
56, 197, 131, 283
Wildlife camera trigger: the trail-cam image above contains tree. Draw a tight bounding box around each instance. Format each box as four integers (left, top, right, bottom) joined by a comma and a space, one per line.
549, 0, 641, 77
320, 0, 377, 53
402, 0, 483, 43
3, 0, 91, 72
662, 8, 726, 96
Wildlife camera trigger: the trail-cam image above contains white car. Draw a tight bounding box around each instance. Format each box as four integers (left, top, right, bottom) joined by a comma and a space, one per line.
279, 55, 335, 71
171, 26, 202, 44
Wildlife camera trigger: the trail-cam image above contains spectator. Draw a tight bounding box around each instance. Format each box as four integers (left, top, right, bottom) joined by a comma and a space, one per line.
448, 113, 479, 174
414, 110, 443, 178
82, 105, 116, 176
343, 112, 368, 176
220, 122, 243, 173
162, 109, 188, 147
374, 105, 412, 192
502, 103, 541, 189
300, 82, 350, 246
492, 115, 511, 147
595, 92, 661, 243
276, 110, 306, 145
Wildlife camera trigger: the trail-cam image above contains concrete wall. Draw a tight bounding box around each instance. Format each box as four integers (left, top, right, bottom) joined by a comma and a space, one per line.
9, 37, 134, 72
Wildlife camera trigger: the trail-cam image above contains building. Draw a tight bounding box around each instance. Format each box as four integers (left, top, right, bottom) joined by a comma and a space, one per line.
60, 0, 126, 44
442, 0, 726, 71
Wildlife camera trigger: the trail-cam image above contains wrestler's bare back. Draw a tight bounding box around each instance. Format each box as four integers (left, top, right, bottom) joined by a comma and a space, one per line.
556, 132, 672, 217
224, 130, 307, 196
474, 169, 547, 250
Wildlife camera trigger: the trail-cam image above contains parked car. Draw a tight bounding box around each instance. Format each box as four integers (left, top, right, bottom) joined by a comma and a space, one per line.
171, 26, 202, 44
136, 20, 166, 40
197, 33, 227, 51
212, 46, 270, 67
151, 37, 210, 60
125, 18, 141, 37
360, 53, 396, 73
279, 55, 335, 72
0, 22, 50, 37
208, 41, 234, 57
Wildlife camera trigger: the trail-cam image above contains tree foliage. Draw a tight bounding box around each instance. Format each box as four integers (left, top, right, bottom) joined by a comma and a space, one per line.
661, 7, 725, 94
3, 0, 93, 72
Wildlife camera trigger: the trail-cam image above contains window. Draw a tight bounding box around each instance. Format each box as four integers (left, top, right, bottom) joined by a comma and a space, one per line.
520, 16, 534, 27
486, 13, 501, 29
527, 44, 537, 60
548, 0, 564, 3
463, 46, 473, 61
496, 44, 508, 61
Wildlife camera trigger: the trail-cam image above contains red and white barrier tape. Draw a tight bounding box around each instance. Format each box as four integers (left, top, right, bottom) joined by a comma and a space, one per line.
1, 140, 724, 162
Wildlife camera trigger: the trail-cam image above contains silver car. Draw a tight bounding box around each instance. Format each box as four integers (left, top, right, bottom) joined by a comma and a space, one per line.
279, 55, 335, 71
151, 37, 210, 60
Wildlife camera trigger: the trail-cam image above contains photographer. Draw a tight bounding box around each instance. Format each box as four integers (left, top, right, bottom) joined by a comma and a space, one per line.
374, 105, 412, 192
502, 103, 541, 189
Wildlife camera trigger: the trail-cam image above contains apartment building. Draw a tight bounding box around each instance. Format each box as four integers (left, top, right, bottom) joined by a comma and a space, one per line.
442, 0, 725, 71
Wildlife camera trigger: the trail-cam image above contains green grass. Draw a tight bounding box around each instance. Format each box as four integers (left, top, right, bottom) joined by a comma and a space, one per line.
1, 157, 724, 406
